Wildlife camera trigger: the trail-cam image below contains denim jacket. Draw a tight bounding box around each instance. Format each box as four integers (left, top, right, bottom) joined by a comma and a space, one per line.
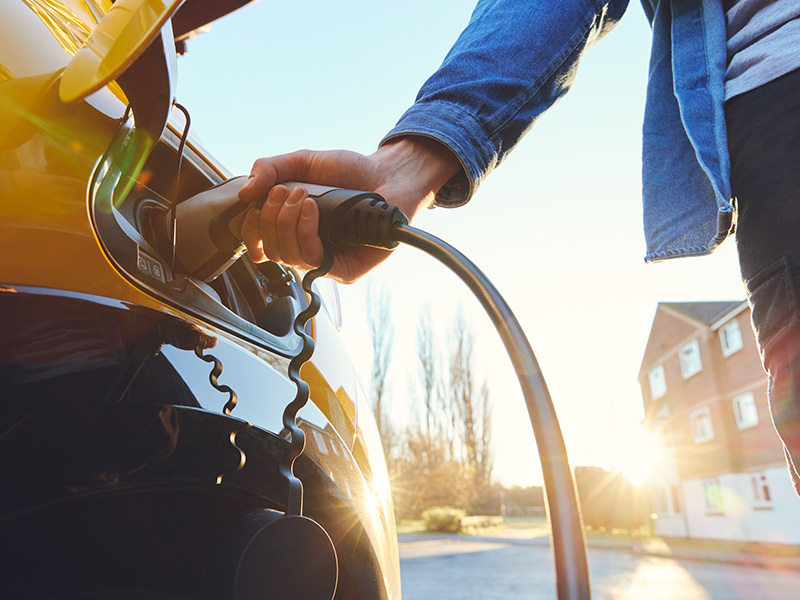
382, 0, 733, 263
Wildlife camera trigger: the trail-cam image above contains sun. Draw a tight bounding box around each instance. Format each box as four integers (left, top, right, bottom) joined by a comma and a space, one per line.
615, 425, 664, 487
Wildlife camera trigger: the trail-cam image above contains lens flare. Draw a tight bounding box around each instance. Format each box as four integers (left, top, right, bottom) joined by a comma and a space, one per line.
618, 425, 663, 487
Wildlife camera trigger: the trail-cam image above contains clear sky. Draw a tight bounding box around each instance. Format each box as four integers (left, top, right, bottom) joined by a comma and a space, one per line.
176, 0, 746, 487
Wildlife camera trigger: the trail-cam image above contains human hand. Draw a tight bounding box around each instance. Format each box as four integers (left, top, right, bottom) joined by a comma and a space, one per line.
238, 137, 461, 283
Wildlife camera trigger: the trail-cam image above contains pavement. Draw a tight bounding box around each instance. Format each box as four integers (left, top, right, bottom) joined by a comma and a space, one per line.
620, 536, 800, 571
399, 527, 800, 572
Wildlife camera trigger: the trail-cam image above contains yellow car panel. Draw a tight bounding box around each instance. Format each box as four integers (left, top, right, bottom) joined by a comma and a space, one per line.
60, 0, 184, 103
1, 2, 401, 599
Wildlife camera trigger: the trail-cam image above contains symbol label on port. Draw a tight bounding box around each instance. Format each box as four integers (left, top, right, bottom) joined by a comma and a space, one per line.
136, 247, 166, 282
137, 255, 149, 274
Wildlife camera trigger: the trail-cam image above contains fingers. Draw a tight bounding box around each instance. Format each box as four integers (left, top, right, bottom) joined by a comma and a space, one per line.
274, 186, 308, 265
240, 185, 323, 270
259, 185, 289, 262
238, 150, 316, 204
238, 160, 276, 204
237, 147, 395, 281
242, 208, 267, 262
297, 198, 324, 267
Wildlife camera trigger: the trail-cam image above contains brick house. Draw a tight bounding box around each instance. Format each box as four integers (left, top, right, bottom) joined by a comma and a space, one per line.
639, 301, 800, 544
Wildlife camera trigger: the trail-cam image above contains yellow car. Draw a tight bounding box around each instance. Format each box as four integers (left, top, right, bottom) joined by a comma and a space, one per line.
0, 1, 398, 598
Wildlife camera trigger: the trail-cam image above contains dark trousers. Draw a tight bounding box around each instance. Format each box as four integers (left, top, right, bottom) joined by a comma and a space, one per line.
726, 68, 800, 491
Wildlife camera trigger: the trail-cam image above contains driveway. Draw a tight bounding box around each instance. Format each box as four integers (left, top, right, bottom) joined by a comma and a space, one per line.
398, 531, 800, 599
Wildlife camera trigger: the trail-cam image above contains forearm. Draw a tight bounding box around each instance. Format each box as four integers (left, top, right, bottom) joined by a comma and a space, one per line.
383, 0, 630, 206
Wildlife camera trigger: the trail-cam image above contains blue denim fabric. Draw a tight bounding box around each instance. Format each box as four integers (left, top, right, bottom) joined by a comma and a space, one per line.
382, 0, 734, 264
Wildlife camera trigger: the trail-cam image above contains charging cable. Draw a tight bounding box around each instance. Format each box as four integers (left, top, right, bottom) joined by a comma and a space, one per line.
294, 186, 592, 600
173, 179, 591, 599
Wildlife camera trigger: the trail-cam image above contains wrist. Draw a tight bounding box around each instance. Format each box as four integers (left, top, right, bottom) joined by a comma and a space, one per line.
372, 136, 462, 218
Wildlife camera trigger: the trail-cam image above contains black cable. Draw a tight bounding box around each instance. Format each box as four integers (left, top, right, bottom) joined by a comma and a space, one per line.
392, 223, 591, 600
171, 103, 192, 195
170, 180, 590, 597
168, 102, 192, 270
282, 247, 335, 516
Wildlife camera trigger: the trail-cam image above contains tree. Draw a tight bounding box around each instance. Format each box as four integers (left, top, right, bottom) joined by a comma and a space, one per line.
393, 426, 472, 520
447, 310, 494, 512
367, 284, 395, 460
415, 308, 440, 437
573, 466, 650, 532
391, 306, 496, 518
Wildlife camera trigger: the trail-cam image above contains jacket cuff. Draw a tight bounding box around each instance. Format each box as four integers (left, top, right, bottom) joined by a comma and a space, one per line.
381, 100, 497, 208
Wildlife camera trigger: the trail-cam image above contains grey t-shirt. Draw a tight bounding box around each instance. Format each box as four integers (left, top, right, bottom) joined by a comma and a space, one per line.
725, 0, 800, 100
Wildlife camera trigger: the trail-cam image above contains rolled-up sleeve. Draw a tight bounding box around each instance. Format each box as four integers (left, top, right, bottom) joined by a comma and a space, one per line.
382, 0, 630, 206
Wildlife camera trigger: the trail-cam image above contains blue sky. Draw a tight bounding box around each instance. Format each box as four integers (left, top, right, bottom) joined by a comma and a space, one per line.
177, 1, 746, 486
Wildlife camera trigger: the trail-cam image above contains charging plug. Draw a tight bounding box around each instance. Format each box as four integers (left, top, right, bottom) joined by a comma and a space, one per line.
174, 178, 408, 282
281, 183, 408, 250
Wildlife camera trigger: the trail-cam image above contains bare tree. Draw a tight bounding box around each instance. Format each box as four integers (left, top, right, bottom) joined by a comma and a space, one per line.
394, 426, 471, 519
392, 306, 495, 517
447, 310, 493, 511
367, 284, 394, 458
416, 308, 439, 436
473, 381, 494, 511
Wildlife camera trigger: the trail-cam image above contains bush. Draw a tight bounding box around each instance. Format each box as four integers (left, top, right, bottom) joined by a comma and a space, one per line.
422, 506, 465, 533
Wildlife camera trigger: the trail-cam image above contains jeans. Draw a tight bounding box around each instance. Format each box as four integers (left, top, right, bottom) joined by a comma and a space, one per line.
726, 67, 800, 491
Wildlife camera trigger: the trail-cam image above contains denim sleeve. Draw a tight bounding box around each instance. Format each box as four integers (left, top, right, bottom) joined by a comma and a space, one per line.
382, 0, 630, 206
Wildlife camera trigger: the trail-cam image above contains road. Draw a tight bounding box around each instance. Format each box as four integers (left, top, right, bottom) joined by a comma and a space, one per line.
398, 532, 800, 599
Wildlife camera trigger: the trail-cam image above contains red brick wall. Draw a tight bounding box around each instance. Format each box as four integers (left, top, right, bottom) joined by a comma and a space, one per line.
641, 306, 783, 482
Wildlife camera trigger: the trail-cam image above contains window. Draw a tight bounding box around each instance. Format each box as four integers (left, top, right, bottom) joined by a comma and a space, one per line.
649, 365, 667, 400
654, 485, 682, 515
720, 319, 743, 356
679, 339, 702, 379
704, 479, 724, 513
751, 473, 772, 507
733, 392, 759, 430
690, 406, 714, 443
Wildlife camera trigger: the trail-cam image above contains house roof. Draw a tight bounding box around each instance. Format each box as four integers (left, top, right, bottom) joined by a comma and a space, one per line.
638, 300, 747, 376
660, 301, 745, 326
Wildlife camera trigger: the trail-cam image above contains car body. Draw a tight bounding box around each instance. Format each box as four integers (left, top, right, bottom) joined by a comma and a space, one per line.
0, 1, 399, 598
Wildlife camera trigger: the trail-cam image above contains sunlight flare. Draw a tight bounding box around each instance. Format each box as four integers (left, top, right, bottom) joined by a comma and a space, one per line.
617, 425, 664, 487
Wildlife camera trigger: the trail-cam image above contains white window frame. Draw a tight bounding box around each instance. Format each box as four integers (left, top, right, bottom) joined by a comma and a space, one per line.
703, 478, 724, 513
720, 319, 743, 356
750, 472, 772, 508
648, 365, 667, 400
690, 406, 714, 443
733, 392, 759, 430
679, 339, 703, 379
654, 485, 682, 515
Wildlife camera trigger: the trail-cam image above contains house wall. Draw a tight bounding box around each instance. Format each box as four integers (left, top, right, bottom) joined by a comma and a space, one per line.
713, 313, 764, 394
725, 385, 783, 470
655, 514, 688, 538
640, 303, 800, 545
680, 468, 800, 545
671, 399, 736, 481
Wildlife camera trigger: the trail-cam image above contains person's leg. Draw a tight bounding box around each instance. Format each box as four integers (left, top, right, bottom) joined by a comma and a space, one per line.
726, 68, 800, 492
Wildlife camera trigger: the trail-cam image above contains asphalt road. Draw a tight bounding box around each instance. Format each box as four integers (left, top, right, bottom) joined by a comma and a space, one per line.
398, 532, 800, 599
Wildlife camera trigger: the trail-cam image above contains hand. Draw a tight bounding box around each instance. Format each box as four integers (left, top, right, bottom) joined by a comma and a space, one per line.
238, 136, 461, 283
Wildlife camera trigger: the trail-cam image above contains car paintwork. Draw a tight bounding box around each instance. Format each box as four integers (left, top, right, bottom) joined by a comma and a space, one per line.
0, 1, 399, 597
